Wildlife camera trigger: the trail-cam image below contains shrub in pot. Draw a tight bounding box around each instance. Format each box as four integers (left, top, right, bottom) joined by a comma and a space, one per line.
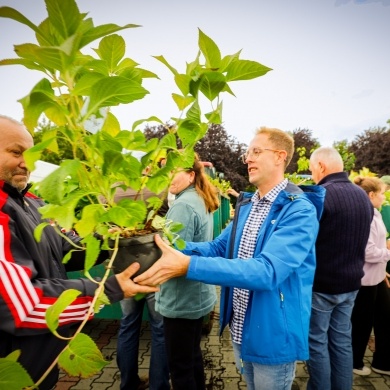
0, 0, 271, 386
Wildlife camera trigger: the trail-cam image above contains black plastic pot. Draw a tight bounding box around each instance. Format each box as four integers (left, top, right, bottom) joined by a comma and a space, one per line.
110, 232, 162, 278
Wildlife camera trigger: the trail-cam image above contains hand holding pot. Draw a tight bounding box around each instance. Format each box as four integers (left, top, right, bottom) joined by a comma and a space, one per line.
116, 262, 159, 298
134, 234, 190, 286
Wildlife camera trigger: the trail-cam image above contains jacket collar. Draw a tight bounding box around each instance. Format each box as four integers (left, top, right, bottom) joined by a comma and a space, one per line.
0, 180, 33, 199
318, 171, 349, 185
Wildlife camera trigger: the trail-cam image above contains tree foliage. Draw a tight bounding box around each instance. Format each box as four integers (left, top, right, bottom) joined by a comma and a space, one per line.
287, 128, 320, 174
333, 139, 356, 172
195, 124, 249, 192
349, 127, 390, 175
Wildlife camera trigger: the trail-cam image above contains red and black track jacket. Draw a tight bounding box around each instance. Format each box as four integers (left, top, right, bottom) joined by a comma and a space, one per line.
0, 180, 122, 388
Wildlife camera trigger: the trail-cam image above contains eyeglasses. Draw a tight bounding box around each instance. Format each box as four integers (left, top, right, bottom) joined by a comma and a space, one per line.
241, 147, 280, 164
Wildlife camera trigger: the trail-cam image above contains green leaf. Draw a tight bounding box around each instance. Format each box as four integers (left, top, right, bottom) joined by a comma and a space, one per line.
225, 60, 272, 81
0, 57, 47, 72
146, 196, 164, 210
199, 72, 226, 101
198, 29, 221, 69
0, 358, 34, 390
151, 214, 166, 230
159, 133, 178, 150
62, 249, 76, 265
93, 291, 110, 314
98, 34, 125, 72
18, 78, 60, 131
205, 110, 222, 124
169, 221, 184, 233
33, 222, 50, 243
81, 234, 101, 272
177, 119, 201, 146
205, 101, 223, 124
87, 77, 148, 114
153, 55, 178, 75
72, 73, 105, 95
45, 289, 81, 333
39, 203, 77, 230
186, 100, 201, 123
186, 51, 201, 74
189, 77, 201, 98
146, 173, 171, 195
134, 293, 146, 301
80, 23, 141, 49
38, 159, 82, 204
41, 129, 59, 154
101, 112, 121, 136
14, 43, 72, 72
23, 92, 65, 131
219, 51, 242, 72
74, 204, 105, 238
175, 238, 186, 250
5, 351, 21, 362
59, 333, 109, 377
100, 202, 147, 229
174, 73, 192, 95
131, 116, 163, 131
45, 0, 82, 40
172, 93, 195, 111
92, 132, 123, 155
116, 57, 139, 73
24, 137, 56, 171
102, 150, 124, 176
0, 6, 40, 35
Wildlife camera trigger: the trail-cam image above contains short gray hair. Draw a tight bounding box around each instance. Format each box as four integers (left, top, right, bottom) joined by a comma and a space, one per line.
310, 147, 344, 171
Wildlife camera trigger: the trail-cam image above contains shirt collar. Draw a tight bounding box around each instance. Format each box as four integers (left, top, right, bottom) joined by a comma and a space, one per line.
251, 178, 288, 204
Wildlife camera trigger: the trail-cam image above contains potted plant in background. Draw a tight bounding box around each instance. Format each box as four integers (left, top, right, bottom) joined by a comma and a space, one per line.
0, 0, 271, 386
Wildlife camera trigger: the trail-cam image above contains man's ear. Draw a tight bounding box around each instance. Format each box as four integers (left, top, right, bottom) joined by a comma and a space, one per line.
318, 161, 326, 174
276, 150, 287, 166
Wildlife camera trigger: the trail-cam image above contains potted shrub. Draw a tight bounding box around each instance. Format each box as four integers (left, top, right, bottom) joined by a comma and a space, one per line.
0, 0, 271, 386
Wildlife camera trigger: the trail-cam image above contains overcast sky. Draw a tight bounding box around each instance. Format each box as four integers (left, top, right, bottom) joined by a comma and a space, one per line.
0, 0, 389, 147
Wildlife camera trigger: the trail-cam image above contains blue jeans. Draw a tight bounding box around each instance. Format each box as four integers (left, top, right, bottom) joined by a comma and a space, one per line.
116, 293, 170, 390
232, 342, 296, 390
307, 291, 358, 390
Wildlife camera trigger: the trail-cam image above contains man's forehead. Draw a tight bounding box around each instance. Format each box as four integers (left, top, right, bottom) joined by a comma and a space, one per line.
250, 133, 270, 147
0, 120, 33, 144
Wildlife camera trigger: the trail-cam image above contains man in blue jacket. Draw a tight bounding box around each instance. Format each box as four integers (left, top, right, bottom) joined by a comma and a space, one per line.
135, 127, 325, 390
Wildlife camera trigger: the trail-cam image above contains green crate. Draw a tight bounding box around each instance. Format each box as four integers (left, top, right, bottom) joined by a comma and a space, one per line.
381, 205, 390, 234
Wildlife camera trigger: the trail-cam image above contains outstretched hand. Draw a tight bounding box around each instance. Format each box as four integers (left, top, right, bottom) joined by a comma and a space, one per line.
115, 262, 159, 298
134, 234, 190, 286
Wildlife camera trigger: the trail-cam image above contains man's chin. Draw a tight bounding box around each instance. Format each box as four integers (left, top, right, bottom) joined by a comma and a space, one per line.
12, 179, 28, 192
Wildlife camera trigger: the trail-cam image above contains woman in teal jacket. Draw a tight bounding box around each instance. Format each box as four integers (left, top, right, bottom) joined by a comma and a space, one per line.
156, 155, 219, 389
182, 183, 325, 365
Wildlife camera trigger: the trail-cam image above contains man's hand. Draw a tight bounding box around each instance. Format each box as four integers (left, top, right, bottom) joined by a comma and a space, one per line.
115, 262, 159, 298
134, 234, 190, 286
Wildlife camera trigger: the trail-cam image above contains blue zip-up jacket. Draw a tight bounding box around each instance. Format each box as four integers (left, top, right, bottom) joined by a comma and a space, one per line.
182, 182, 325, 365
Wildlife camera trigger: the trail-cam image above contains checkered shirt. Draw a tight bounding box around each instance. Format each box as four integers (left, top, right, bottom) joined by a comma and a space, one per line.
230, 179, 288, 344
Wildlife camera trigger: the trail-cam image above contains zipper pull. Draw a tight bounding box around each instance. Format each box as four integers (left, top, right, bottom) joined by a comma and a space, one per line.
280, 291, 284, 307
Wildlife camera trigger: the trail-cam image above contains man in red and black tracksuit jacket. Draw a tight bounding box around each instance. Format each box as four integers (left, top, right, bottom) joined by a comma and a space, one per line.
0, 115, 157, 389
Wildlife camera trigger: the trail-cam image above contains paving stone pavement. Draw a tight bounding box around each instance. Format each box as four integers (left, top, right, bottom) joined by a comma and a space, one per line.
54, 295, 390, 390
